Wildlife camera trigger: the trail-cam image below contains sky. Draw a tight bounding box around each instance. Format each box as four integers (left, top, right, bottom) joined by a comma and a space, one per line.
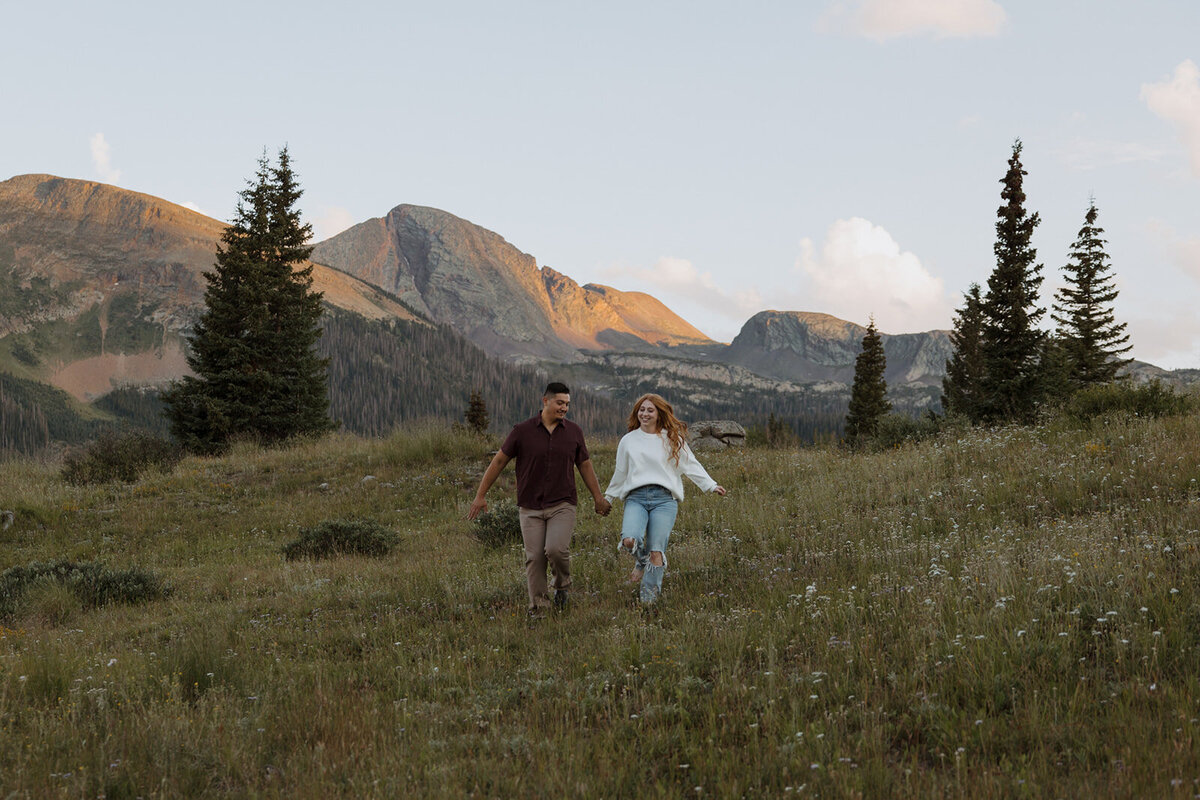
3, 0, 1199, 367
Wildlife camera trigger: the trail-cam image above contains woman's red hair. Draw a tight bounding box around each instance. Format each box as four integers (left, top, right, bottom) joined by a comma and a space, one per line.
627, 393, 687, 465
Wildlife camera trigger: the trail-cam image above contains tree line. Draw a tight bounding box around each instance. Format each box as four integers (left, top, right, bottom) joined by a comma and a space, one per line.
845, 140, 1133, 442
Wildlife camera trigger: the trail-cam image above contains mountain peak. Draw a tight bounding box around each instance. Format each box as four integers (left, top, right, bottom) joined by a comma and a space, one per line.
728, 309, 951, 386
313, 204, 716, 359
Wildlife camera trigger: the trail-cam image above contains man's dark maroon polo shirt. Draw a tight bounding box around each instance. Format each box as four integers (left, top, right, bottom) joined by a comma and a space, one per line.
501, 415, 590, 510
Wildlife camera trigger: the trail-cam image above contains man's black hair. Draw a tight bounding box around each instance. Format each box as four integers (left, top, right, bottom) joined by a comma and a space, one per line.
544, 381, 570, 397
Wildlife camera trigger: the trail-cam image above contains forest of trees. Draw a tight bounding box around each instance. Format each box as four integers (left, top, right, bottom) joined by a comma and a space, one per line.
319, 311, 625, 435
0, 304, 864, 457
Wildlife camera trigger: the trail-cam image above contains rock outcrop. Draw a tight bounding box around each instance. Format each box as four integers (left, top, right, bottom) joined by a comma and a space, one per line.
687, 420, 747, 451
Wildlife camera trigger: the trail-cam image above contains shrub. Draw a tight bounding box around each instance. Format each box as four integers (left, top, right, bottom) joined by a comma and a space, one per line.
472, 500, 522, 548
0, 560, 168, 619
283, 519, 399, 560
60, 428, 181, 485
1066, 380, 1194, 422
855, 412, 943, 451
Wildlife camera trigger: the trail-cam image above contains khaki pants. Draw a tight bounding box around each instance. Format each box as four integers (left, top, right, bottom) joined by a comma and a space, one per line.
518, 501, 576, 610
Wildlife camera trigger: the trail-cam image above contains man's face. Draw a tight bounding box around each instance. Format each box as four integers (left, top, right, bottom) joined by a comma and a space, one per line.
543, 393, 570, 422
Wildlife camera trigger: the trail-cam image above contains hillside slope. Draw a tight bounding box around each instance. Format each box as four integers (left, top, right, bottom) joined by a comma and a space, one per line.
2, 407, 1199, 795
0, 174, 421, 399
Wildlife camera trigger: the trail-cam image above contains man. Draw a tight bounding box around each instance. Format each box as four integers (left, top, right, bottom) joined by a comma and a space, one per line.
468, 382, 611, 615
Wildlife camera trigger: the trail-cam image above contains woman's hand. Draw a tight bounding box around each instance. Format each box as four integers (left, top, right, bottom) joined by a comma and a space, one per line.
713, 485, 727, 496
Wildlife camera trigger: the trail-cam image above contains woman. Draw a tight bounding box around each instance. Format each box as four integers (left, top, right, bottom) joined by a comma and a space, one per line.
605, 393, 726, 605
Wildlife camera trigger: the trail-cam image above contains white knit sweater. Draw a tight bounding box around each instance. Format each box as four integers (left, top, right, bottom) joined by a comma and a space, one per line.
604, 429, 718, 502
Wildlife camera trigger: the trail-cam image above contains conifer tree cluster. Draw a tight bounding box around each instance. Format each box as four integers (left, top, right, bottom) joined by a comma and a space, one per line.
845, 318, 890, 443
163, 148, 334, 453
943, 142, 1131, 424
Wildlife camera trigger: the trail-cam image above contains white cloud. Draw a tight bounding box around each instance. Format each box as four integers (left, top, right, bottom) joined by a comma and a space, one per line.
796, 217, 952, 332
818, 0, 1007, 41
312, 206, 357, 242
1146, 219, 1200, 282
602, 256, 764, 326
1125, 307, 1200, 369
89, 132, 121, 184
1141, 60, 1200, 178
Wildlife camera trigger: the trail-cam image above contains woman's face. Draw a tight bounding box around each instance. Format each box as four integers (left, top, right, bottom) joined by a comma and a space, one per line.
637, 400, 659, 430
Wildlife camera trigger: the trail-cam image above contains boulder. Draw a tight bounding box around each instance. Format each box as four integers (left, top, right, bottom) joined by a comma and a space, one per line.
687, 420, 746, 451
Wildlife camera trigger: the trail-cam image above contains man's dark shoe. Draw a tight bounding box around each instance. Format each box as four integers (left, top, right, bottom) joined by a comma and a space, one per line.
553, 590, 569, 610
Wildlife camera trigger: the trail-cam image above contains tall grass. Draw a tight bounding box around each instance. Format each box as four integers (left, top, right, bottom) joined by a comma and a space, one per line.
0, 414, 1199, 796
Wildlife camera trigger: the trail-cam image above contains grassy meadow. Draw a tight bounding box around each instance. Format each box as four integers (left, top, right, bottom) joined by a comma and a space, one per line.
2, 409, 1200, 798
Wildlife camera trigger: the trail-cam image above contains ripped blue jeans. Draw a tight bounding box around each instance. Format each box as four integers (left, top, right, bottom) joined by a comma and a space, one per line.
617, 484, 679, 604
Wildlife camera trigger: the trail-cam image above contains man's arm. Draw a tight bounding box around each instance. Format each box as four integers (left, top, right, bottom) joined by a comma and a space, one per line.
578, 459, 611, 516
468, 450, 512, 520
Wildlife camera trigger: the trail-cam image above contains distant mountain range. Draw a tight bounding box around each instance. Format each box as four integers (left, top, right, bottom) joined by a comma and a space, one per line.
0, 172, 1188, 450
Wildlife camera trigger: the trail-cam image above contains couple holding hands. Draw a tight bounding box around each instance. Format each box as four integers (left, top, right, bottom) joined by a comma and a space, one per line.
468, 382, 726, 614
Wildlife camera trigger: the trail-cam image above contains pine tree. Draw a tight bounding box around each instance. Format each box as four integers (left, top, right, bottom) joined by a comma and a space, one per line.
1037, 332, 1075, 405
979, 140, 1046, 423
845, 318, 890, 443
163, 148, 333, 453
464, 391, 490, 435
1051, 200, 1131, 387
942, 282, 986, 421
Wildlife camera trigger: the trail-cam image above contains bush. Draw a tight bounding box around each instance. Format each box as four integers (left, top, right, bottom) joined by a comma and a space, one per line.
854, 412, 944, 451
283, 519, 399, 560
60, 428, 181, 485
0, 560, 168, 619
472, 500, 522, 548
1066, 380, 1194, 422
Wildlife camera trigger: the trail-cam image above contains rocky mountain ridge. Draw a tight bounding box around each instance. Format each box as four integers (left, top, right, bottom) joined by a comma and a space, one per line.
722, 310, 953, 387
311, 204, 715, 361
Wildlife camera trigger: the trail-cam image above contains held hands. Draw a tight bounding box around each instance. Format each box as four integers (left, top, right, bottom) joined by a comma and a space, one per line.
595, 496, 612, 516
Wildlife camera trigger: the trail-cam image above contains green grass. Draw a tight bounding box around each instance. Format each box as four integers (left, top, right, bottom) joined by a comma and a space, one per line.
1, 413, 1200, 797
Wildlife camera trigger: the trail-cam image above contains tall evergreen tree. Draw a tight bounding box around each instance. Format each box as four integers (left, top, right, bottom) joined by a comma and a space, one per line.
979, 140, 1046, 423
942, 282, 986, 420
845, 318, 890, 443
1051, 200, 1131, 387
163, 148, 333, 453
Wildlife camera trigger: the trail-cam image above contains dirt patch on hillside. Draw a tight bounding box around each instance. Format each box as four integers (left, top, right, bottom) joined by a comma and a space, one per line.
48, 340, 191, 401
